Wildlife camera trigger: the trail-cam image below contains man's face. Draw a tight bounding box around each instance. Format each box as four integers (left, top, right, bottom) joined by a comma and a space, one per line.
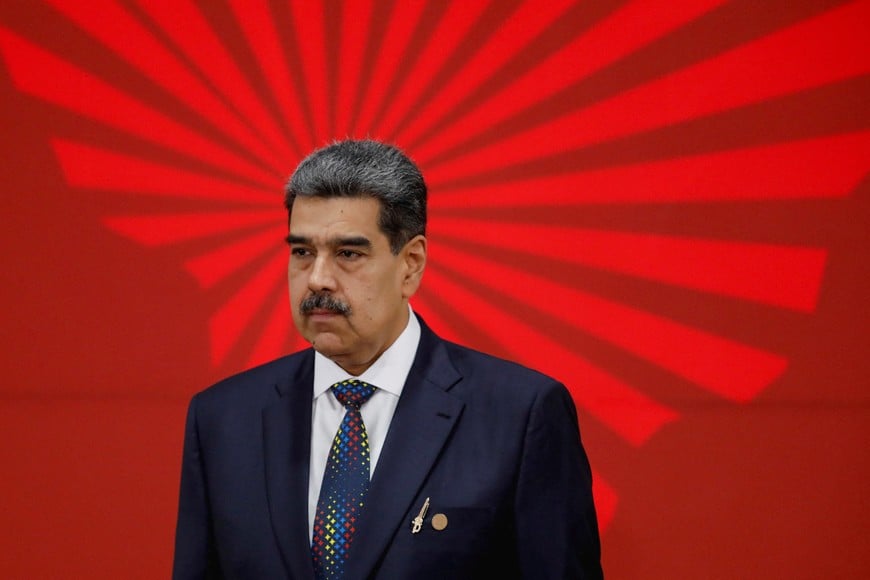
287, 196, 426, 375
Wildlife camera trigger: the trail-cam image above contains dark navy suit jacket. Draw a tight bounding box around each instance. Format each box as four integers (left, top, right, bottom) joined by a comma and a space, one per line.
173, 317, 603, 579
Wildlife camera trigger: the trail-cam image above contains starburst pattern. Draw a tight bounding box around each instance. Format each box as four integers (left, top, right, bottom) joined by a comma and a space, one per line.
2, 0, 868, 529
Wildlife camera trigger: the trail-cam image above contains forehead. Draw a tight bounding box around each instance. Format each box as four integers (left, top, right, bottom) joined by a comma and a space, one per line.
289, 196, 383, 238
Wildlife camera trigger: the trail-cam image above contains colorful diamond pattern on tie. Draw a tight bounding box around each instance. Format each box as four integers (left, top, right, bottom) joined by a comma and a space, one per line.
312, 379, 377, 579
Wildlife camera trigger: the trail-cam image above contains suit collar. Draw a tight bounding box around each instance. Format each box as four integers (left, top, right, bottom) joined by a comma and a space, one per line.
345, 317, 465, 579
263, 349, 316, 579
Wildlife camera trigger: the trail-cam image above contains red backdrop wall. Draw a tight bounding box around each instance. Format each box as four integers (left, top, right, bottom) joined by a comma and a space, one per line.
1, 1, 868, 577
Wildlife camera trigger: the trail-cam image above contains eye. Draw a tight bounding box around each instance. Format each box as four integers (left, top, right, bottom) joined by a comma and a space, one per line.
290, 247, 312, 257
337, 249, 362, 260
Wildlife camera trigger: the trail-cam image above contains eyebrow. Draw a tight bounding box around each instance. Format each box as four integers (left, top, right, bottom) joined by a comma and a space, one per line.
285, 234, 372, 249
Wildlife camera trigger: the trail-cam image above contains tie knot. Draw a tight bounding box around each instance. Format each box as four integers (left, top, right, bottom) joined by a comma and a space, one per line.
331, 379, 377, 410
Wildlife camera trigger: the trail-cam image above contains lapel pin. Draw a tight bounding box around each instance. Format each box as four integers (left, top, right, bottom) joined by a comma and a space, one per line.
411, 497, 430, 534
431, 513, 448, 531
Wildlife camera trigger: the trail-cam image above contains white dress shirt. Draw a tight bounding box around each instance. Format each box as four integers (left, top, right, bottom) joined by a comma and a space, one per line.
307, 306, 421, 540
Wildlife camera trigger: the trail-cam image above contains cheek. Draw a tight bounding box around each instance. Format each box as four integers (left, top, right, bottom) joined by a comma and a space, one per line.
288, 278, 303, 300
348, 282, 379, 320
288, 277, 310, 311
362, 293, 380, 321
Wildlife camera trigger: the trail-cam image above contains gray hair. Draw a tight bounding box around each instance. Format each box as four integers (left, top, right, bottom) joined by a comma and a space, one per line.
284, 140, 427, 254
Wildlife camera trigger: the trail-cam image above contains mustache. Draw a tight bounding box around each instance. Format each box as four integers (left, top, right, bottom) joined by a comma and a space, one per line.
299, 293, 352, 316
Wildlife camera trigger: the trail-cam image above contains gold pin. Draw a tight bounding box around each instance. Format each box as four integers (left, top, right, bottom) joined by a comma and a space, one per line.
431, 513, 448, 531
411, 497, 430, 534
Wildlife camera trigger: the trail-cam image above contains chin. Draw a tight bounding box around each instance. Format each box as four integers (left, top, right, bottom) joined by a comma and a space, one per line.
308, 334, 346, 357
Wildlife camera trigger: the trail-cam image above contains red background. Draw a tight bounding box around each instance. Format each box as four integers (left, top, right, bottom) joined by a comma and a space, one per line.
1, 1, 868, 577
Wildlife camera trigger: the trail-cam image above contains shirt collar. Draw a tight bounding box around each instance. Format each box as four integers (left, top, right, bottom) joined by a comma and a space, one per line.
313, 305, 421, 398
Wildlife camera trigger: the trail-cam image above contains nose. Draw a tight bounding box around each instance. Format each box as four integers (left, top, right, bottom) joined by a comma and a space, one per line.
307, 254, 337, 293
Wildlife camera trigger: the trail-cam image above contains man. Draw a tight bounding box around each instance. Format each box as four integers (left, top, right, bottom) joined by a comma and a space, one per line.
173, 140, 603, 579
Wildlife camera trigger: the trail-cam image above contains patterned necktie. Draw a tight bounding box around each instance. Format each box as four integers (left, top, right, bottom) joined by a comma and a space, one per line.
311, 379, 377, 579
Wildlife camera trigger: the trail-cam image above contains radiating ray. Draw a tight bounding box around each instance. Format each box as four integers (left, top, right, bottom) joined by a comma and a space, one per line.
289, 0, 331, 141
411, 291, 465, 345
245, 287, 295, 369
134, 0, 296, 162
209, 249, 286, 366
434, 244, 788, 402
430, 131, 870, 206
184, 229, 285, 289
431, 217, 827, 312
425, 265, 679, 445
44, 0, 289, 173
0, 28, 279, 187
408, 0, 725, 158
351, 0, 427, 137
335, 0, 374, 136
228, 0, 312, 154
52, 140, 278, 205
427, 0, 870, 181
104, 212, 278, 246
592, 470, 617, 531
376, 0, 493, 140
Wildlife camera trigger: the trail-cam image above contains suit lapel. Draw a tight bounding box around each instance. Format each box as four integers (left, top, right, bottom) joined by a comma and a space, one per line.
262, 350, 315, 580
345, 322, 465, 579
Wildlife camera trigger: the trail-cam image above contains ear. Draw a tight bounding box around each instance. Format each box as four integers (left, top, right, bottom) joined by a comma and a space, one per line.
400, 235, 427, 298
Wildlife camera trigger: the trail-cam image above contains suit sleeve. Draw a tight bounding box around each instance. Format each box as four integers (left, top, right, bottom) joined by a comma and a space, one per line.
513, 382, 603, 579
173, 394, 222, 579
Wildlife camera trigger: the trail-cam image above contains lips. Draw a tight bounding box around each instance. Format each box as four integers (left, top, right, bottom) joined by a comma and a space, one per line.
309, 308, 339, 316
